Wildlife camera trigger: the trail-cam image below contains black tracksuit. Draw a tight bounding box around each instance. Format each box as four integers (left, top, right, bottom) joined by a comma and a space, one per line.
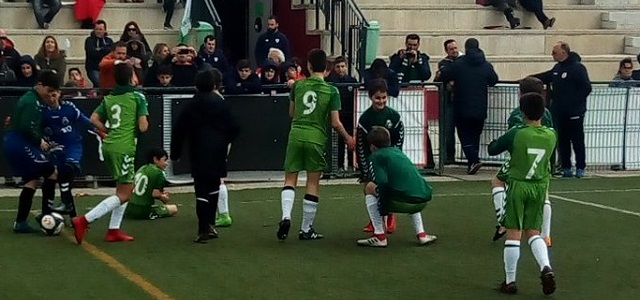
533, 52, 592, 170
170, 91, 240, 235
434, 55, 461, 162
325, 72, 358, 169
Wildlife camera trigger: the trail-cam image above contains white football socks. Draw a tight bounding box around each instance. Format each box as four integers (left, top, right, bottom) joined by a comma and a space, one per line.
541, 199, 552, 238
529, 235, 551, 271
281, 189, 295, 220
365, 195, 385, 235
85, 195, 121, 223
108, 202, 128, 229
410, 212, 425, 235
504, 240, 521, 284
218, 184, 229, 215
301, 199, 318, 232
492, 187, 506, 222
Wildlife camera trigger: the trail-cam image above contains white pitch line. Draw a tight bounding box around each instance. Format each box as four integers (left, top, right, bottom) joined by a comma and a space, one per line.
549, 194, 640, 217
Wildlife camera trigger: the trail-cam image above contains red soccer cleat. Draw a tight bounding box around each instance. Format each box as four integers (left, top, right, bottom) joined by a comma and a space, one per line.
386, 214, 397, 234
71, 216, 89, 245
363, 220, 374, 232
104, 229, 135, 242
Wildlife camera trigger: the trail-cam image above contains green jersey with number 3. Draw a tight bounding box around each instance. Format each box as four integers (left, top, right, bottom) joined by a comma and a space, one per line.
94, 86, 149, 154
289, 76, 341, 145
488, 125, 557, 182
129, 164, 167, 207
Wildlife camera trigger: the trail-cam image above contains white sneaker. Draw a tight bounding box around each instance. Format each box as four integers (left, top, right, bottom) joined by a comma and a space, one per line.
418, 233, 437, 245
357, 236, 388, 247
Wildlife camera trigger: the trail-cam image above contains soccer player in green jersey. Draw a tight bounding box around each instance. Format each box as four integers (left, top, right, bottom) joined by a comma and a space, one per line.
277, 49, 355, 241
125, 148, 178, 220
488, 93, 557, 295
72, 62, 149, 244
492, 77, 554, 246
356, 126, 436, 247
357, 78, 404, 234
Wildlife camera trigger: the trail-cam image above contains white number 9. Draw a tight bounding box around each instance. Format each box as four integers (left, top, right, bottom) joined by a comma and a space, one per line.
302, 91, 317, 115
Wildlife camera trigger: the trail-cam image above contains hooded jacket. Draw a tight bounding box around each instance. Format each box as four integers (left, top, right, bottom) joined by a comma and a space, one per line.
533, 52, 592, 117
84, 31, 114, 71
438, 48, 499, 120
15, 55, 38, 87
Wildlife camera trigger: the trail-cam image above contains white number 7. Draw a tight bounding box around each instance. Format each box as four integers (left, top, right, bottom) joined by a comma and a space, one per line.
526, 148, 546, 179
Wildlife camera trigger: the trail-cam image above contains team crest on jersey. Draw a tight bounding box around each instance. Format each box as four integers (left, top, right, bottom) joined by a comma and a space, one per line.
561, 72, 567, 79
385, 119, 393, 129
62, 117, 69, 126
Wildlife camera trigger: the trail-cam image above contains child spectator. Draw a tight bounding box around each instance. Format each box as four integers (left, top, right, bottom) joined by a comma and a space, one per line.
155, 65, 173, 87
68, 68, 87, 88
326, 56, 358, 172
223, 59, 261, 95
16, 55, 39, 87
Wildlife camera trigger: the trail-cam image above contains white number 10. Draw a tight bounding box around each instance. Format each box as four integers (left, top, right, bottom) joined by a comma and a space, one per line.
526, 148, 546, 179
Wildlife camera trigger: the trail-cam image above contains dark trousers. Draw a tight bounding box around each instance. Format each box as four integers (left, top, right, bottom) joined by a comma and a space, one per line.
338, 112, 354, 169
555, 114, 586, 170
32, 0, 61, 28
163, 0, 176, 26
443, 93, 456, 162
456, 117, 485, 166
194, 176, 220, 234
519, 0, 549, 23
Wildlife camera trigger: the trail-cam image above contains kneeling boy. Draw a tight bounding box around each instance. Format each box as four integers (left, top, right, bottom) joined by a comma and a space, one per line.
125, 148, 177, 220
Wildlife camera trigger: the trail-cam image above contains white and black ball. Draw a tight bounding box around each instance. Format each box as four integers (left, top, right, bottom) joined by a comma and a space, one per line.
40, 213, 65, 236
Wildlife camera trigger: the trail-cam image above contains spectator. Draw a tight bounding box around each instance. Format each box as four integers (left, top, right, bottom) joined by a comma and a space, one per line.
74, 0, 106, 29
34, 35, 67, 86
0, 37, 20, 86
84, 20, 113, 87
389, 34, 432, 82
223, 59, 261, 95
282, 60, 305, 88
119, 21, 152, 54
439, 38, 499, 175
155, 65, 173, 87
0, 30, 21, 70
487, 0, 554, 29
610, 58, 639, 87
163, 0, 176, 29
256, 48, 285, 81
126, 36, 150, 81
254, 16, 291, 66
326, 56, 358, 172
434, 39, 463, 164
260, 61, 281, 85
99, 41, 139, 88
198, 35, 230, 74
144, 43, 172, 87
532, 42, 592, 178
170, 45, 199, 87
363, 59, 399, 98
32, 0, 61, 29
15, 55, 39, 87
632, 53, 640, 80
487, 0, 520, 29
68, 68, 87, 88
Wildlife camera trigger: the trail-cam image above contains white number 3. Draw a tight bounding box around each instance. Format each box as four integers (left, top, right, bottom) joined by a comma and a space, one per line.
526, 148, 546, 179
302, 91, 317, 115
110, 104, 122, 129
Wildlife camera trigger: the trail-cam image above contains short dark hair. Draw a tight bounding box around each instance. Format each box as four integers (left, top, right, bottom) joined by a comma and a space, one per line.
68, 67, 81, 76
194, 68, 223, 92
268, 15, 279, 22
405, 34, 420, 42
147, 147, 168, 164
307, 48, 327, 73
95, 20, 107, 29
465, 38, 479, 50
620, 57, 633, 69
204, 35, 216, 43
156, 65, 173, 76
367, 78, 388, 98
236, 59, 251, 70
519, 76, 544, 95
443, 39, 456, 50
114, 62, 133, 86
368, 126, 391, 148
37, 70, 61, 90
334, 56, 347, 65
520, 92, 545, 121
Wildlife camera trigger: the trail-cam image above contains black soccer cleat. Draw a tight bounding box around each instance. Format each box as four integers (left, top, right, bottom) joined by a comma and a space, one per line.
194, 233, 210, 244
208, 225, 219, 239
277, 219, 291, 240
540, 266, 556, 295
298, 228, 324, 240
496, 281, 518, 294
492, 225, 507, 241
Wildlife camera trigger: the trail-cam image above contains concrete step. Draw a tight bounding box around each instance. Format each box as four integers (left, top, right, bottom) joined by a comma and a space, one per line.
359, 4, 640, 30
374, 29, 635, 57
355, 0, 583, 5
6, 29, 179, 58
0, 2, 184, 30
602, 11, 640, 29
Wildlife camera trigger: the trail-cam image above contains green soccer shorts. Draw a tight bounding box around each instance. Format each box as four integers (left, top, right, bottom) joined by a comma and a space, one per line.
502, 180, 548, 230
104, 150, 136, 183
378, 189, 431, 215
125, 203, 172, 220
283, 140, 326, 172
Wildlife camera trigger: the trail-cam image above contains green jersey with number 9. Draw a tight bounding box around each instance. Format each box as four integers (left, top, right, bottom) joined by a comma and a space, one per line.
94, 86, 149, 154
129, 164, 167, 207
488, 125, 557, 182
289, 76, 341, 145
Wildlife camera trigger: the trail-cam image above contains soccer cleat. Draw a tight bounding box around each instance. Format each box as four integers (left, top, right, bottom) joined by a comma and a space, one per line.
276, 219, 291, 240
575, 169, 585, 178
386, 214, 397, 234
496, 281, 518, 294
357, 235, 388, 247
540, 266, 556, 295
104, 229, 134, 242
50, 203, 74, 215
13, 221, 37, 234
71, 216, 89, 245
194, 233, 210, 244
298, 228, 324, 240
560, 168, 573, 177
467, 162, 483, 175
214, 213, 232, 227
417, 232, 437, 246
363, 221, 374, 233
208, 225, 219, 239
544, 236, 552, 247
493, 225, 507, 241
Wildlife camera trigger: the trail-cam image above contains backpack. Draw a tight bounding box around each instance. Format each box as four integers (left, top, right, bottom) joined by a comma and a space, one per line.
0, 54, 17, 84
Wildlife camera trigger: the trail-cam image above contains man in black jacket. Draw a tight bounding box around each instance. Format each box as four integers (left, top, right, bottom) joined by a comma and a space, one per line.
254, 16, 291, 67
434, 39, 462, 164
388, 34, 431, 83
170, 68, 240, 243
84, 20, 114, 88
439, 38, 499, 174
532, 42, 591, 178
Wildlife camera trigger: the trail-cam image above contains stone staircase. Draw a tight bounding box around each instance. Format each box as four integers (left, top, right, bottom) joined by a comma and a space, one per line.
350, 0, 640, 81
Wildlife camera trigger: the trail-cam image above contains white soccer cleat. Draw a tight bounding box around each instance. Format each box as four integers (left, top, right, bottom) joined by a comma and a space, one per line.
357, 236, 388, 247
417, 233, 437, 246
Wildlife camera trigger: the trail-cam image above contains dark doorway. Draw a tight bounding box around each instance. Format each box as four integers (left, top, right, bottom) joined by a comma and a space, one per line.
212, 0, 249, 67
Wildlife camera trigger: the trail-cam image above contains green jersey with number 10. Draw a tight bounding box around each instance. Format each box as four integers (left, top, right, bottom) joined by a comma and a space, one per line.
289, 76, 341, 145
94, 86, 149, 154
129, 164, 167, 207
488, 125, 557, 182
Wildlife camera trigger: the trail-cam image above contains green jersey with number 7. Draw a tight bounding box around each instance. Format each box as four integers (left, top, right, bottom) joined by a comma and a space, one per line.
487, 125, 557, 182
94, 87, 149, 154
289, 76, 342, 146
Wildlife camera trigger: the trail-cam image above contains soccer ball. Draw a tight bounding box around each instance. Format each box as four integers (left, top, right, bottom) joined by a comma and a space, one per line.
40, 213, 65, 236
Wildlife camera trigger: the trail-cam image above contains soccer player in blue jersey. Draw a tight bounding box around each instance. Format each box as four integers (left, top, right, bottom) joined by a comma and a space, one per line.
3, 70, 59, 233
